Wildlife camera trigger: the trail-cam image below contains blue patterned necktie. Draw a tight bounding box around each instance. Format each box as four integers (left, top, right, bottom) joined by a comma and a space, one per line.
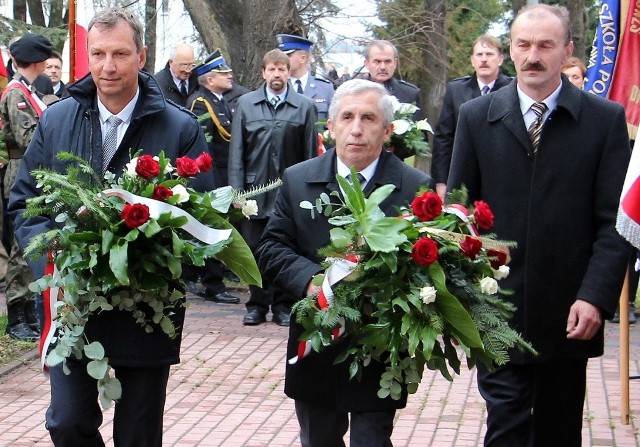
481, 85, 490, 95
102, 116, 123, 173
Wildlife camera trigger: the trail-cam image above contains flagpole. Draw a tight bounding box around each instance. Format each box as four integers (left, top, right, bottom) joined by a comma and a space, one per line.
69, 0, 76, 82
620, 270, 630, 424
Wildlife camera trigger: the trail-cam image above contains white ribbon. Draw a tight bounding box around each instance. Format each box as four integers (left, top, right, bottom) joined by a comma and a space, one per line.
102, 188, 232, 245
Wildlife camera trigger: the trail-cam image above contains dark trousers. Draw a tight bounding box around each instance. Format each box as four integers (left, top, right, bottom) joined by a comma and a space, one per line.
239, 217, 293, 314
295, 400, 395, 447
184, 259, 227, 295
46, 359, 171, 447
477, 358, 588, 447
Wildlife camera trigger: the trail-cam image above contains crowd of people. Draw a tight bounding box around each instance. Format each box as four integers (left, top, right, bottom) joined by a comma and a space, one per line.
0, 3, 634, 446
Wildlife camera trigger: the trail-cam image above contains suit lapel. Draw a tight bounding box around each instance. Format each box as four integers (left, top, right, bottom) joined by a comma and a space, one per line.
488, 82, 532, 156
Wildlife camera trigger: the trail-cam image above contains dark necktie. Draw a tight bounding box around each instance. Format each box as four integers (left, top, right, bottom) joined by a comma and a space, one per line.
296, 79, 304, 94
528, 102, 547, 155
481, 85, 490, 96
180, 80, 187, 97
271, 96, 280, 109
346, 172, 366, 186
102, 116, 123, 173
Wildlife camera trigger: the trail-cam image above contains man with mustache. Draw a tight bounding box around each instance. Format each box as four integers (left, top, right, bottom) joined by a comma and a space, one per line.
228, 49, 318, 327
448, 5, 630, 446
431, 34, 512, 200
363, 40, 422, 160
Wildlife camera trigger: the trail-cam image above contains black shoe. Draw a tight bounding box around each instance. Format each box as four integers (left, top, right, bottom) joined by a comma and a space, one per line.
205, 291, 240, 304
186, 280, 207, 297
6, 322, 39, 342
243, 309, 267, 325
272, 310, 290, 327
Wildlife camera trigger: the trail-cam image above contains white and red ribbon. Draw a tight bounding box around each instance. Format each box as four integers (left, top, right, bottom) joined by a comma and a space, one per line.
444, 205, 479, 236
40, 254, 59, 372
288, 257, 358, 364
102, 188, 232, 245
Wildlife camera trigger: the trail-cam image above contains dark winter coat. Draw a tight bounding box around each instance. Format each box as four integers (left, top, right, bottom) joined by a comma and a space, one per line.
447, 78, 631, 363
257, 149, 432, 411
8, 71, 213, 367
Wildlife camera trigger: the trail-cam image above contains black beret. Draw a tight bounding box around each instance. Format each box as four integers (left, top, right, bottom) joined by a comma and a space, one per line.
9, 34, 53, 64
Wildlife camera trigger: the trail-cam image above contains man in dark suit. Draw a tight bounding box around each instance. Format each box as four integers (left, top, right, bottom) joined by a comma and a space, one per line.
432, 34, 511, 199
276, 34, 334, 122
228, 49, 318, 327
256, 79, 432, 446
447, 5, 631, 446
44, 51, 69, 98
153, 42, 198, 106
364, 40, 422, 160
184, 49, 241, 305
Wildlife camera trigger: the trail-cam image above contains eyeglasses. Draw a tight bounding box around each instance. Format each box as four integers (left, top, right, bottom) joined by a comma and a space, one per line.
174, 62, 196, 70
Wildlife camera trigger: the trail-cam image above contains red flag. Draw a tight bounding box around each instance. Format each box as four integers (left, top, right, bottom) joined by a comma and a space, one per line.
0, 49, 8, 91
607, 0, 640, 140
617, 140, 640, 248
72, 0, 90, 81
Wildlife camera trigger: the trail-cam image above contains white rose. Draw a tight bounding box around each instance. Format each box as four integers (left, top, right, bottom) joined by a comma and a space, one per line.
480, 277, 499, 295
419, 286, 437, 305
126, 157, 139, 176
389, 95, 401, 112
171, 184, 190, 203
416, 119, 433, 133
241, 199, 259, 218
397, 102, 419, 115
492, 265, 510, 280
392, 119, 411, 135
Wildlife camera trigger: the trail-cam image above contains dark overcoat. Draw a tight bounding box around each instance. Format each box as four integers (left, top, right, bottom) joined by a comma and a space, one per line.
447, 78, 631, 363
257, 149, 433, 411
432, 72, 512, 184
8, 71, 213, 367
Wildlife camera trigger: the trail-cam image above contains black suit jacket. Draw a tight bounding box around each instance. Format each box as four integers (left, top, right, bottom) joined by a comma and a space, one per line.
448, 78, 630, 363
257, 149, 432, 411
153, 64, 199, 107
432, 72, 512, 184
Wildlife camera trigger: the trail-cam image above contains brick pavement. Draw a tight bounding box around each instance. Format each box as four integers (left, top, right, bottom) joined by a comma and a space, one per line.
0, 290, 639, 446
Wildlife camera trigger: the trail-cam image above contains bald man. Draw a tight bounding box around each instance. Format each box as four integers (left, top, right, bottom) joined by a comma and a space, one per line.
154, 42, 198, 106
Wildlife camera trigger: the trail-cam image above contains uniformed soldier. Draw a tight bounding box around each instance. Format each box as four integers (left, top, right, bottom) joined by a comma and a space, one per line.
276, 33, 334, 122
363, 39, 423, 160
0, 33, 54, 341
184, 49, 241, 305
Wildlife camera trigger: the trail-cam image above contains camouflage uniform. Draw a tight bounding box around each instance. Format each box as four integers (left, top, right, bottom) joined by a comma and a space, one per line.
0, 74, 40, 312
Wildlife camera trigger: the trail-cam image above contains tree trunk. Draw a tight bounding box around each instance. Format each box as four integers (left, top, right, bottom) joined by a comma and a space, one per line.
13, 0, 27, 22
416, 0, 447, 174
183, 0, 303, 89
144, 0, 157, 73
512, 0, 527, 17
567, 0, 586, 59
26, 0, 45, 26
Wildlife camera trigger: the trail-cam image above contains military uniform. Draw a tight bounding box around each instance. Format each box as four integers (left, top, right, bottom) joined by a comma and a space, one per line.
185, 49, 241, 305
0, 33, 53, 341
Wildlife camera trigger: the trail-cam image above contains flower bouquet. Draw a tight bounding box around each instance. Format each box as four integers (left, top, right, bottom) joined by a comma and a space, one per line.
24, 151, 272, 408
292, 171, 536, 400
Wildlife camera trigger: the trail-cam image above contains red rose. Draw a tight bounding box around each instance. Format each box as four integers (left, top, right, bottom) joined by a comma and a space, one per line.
412, 237, 439, 266
473, 200, 494, 230
196, 152, 213, 172
460, 236, 482, 260
121, 203, 150, 229
487, 248, 508, 269
176, 157, 200, 177
152, 185, 173, 201
411, 191, 443, 221
135, 155, 160, 179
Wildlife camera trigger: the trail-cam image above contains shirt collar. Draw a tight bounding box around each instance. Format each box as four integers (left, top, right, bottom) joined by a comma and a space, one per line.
97, 88, 140, 125
336, 155, 380, 185
517, 81, 562, 116
265, 85, 288, 103
290, 72, 309, 89
172, 73, 187, 90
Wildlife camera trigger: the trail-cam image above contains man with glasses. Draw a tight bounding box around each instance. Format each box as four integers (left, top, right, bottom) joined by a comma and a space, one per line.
154, 42, 198, 106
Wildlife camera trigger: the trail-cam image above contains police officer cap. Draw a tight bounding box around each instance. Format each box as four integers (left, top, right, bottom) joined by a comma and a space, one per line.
276, 34, 313, 54
194, 49, 232, 76
9, 34, 53, 64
